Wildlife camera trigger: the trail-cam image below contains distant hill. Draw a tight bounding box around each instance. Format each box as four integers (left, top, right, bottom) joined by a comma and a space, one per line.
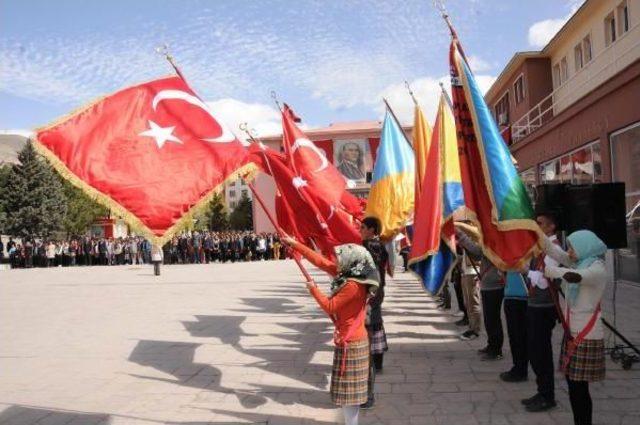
0, 131, 31, 165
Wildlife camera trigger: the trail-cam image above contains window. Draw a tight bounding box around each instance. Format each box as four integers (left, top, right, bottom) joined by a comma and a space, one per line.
553, 64, 561, 88
519, 168, 536, 201
583, 35, 592, 63
560, 57, 569, 83
514, 75, 525, 105
494, 92, 510, 125
618, 1, 629, 35
605, 12, 617, 46
539, 141, 603, 185
229, 190, 236, 198
574, 44, 584, 71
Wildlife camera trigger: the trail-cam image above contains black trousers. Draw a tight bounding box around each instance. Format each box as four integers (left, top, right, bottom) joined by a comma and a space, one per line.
528, 306, 557, 401
567, 378, 592, 425
453, 277, 467, 318
504, 298, 528, 376
481, 288, 504, 353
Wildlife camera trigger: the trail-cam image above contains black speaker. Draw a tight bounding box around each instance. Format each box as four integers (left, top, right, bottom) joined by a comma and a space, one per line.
564, 183, 627, 249
534, 184, 568, 230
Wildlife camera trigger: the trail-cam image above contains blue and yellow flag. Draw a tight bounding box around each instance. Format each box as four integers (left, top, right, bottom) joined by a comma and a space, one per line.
366, 111, 415, 241
408, 94, 464, 294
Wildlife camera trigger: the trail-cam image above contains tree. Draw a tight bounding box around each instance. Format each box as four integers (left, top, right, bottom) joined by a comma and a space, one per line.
0, 141, 67, 239
205, 192, 229, 231
229, 192, 253, 231
0, 164, 11, 230
62, 182, 108, 237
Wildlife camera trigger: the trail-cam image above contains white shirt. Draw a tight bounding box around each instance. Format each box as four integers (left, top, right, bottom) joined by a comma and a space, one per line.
527, 235, 559, 290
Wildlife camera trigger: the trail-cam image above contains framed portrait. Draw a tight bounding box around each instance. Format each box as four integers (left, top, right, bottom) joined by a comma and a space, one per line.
333, 139, 372, 184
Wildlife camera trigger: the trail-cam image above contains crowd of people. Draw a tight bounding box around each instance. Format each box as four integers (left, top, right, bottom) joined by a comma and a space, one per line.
0, 231, 286, 269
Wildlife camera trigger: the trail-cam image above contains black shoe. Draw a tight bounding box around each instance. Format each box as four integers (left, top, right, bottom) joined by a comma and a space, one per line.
521, 394, 543, 406
459, 330, 479, 341
480, 351, 503, 361
525, 397, 556, 412
360, 398, 375, 409
477, 346, 491, 354
455, 318, 469, 327
499, 371, 527, 382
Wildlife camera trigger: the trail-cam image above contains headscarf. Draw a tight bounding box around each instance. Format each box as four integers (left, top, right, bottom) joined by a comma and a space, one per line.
564, 230, 607, 305
331, 243, 380, 295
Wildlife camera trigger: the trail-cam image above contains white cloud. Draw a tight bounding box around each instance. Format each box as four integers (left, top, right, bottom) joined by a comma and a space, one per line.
467, 55, 492, 73
528, 0, 585, 48
376, 74, 496, 125
206, 99, 281, 142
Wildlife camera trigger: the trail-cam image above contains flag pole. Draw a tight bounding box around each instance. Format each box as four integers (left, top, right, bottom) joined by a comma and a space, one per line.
156, 44, 188, 82
239, 125, 314, 284
270, 90, 283, 112
404, 80, 419, 107
382, 97, 413, 150
439, 81, 454, 110
247, 182, 314, 284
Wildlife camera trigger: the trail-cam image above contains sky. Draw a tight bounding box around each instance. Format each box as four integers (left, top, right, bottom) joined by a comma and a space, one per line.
0, 0, 584, 138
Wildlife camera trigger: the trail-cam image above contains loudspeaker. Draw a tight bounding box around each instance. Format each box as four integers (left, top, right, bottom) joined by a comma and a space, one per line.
534, 183, 627, 249
565, 183, 627, 249
534, 184, 568, 229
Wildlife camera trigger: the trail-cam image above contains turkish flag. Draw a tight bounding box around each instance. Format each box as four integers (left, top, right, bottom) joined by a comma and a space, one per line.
35, 76, 251, 243
248, 143, 343, 257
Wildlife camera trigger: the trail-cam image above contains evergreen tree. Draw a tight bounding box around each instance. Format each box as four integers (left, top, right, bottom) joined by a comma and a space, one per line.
0, 164, 11, 230
62, 182, 108, 237
229, 192, 253, 231
206, 192, 229, 231
0, 141, 67, 238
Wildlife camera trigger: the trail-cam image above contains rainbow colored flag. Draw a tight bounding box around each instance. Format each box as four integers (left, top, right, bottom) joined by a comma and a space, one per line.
450, 39, 541, 270
366, 110, 415, 241
408, 94, 464, 294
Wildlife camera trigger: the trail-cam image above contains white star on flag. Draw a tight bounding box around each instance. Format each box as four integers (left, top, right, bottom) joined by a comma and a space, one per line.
139, 120, 183, 148
292, 176, 308, 189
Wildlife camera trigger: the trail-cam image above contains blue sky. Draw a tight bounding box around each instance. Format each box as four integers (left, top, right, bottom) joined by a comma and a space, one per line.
0, 0, 582, 136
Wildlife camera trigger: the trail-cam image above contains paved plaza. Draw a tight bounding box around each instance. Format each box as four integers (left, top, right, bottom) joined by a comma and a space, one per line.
1, 261, 640, 425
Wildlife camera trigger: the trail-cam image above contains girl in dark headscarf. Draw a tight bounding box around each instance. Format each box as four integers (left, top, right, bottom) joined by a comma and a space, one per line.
283, 238, 379, 425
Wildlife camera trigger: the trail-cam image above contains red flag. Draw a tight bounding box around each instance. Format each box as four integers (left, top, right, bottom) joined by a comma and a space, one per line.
35, 76, 252, 245
281, 104, 363, 235
248, 144, 338, 257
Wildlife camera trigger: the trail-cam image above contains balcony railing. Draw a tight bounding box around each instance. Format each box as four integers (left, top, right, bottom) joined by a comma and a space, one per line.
511, 22, 640, 144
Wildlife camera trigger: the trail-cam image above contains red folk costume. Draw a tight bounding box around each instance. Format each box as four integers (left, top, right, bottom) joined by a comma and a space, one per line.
289, 240, 379, 406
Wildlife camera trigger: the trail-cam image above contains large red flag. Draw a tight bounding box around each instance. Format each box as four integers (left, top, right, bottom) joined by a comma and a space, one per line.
34, 76, 253, 245
281, 104, 364, 220
248, 143, 339, 257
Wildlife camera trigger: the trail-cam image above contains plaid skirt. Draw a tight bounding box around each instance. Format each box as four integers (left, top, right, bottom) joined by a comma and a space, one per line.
369, 327, 388, 355
560, 337, 605, 382
330, 338, 369, 406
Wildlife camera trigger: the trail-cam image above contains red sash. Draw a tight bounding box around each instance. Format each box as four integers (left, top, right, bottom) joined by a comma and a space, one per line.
560, 302, 601, 373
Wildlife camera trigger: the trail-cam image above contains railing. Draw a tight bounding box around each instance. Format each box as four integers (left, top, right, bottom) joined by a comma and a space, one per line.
511, 22, 640, 144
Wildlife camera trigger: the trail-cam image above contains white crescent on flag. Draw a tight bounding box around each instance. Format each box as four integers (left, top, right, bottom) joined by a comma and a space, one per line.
152, 90, 236, 143
291, 137, 329, 172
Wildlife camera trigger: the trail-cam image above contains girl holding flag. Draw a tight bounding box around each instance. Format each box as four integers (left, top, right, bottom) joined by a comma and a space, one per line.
283, 237, 379, 425
543, 230, 607, 425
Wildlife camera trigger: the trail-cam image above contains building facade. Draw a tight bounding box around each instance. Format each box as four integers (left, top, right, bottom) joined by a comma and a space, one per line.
485, 0, 640, 283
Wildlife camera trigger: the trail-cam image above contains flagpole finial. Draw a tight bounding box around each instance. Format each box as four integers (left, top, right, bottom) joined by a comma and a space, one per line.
404, 80, 419, 107
239, 122, 259, 143
439, 81, 454, 109
433, 0, 457, 40
270, 90, 282, 112
155, 43, 186, 81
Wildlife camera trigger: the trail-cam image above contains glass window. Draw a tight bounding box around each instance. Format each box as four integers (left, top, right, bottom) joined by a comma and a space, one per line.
519, 168, 536, 202
572, 147, 593, 184
574, 44, 584, 70
540, 160, 560, 184
494, 93, 510, 124
553, 64, 561, 88
592, 142, 603, 182
605, 12, 617, 46
514, 76, 525, 104
610, 122, 640, 284
560, 57, 569, 83
618, 1, 629, 34
583, 35, 592, 63
559, 155, 572, 182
